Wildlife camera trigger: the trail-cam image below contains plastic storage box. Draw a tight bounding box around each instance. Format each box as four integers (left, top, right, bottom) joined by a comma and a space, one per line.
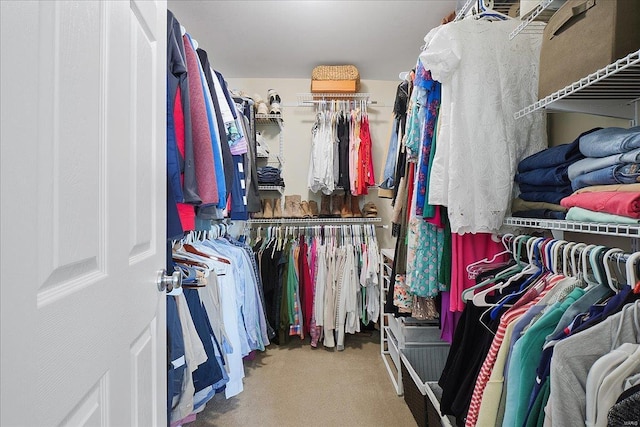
400, 346, 452, 427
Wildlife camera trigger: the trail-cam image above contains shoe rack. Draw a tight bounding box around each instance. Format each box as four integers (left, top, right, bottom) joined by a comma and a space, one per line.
255, 113, 285, 195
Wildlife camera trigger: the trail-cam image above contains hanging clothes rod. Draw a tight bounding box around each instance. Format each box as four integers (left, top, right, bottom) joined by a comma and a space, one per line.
300, 99, 378, 105
247, 222, 388, 229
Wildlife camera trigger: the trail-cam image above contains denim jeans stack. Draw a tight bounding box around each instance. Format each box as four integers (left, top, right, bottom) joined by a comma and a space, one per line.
513, 129, 601, 220
257, 166, 284, 187
568, 126, 640, 191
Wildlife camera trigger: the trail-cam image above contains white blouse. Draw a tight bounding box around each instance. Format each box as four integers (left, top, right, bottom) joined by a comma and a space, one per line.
419, 19, 546, 234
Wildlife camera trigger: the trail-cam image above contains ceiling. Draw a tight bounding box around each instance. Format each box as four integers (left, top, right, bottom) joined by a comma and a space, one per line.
167, 1, 460, 81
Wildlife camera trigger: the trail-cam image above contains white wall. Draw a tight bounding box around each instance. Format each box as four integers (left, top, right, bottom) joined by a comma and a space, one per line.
226, 77, 400, 250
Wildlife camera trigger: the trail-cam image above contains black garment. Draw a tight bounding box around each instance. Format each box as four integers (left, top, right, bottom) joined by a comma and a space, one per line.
257, 240, 283, 345
391, 145, 406, 206
338, 114, 351, 192
393, 79, 410, 122
394, 78, 411, 141
439, 269, 527, 422
167, 10, 198, 204
608, 387, 640, 427
439, 304, 500, 421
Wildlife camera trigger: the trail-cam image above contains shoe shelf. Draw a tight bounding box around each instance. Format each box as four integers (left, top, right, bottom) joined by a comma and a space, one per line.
503, 217, 640, 239
255, 114, 284, 127
333, 185, 379, 190
258, 185, 285, 194
514, 50, 640, 120
256, 109, 285, 179
509, 0, 563, 40
247, 217, 382, 225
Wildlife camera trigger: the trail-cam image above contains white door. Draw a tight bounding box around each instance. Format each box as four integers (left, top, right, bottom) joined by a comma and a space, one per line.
0, 1, 167, 426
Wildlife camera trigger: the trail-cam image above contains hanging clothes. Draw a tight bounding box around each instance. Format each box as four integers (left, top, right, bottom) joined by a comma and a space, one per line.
308, 103, 376, 195
250, 224, 380, 350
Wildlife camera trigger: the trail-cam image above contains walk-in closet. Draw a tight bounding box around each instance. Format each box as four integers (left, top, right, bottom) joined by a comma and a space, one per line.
1, 1, 639, 426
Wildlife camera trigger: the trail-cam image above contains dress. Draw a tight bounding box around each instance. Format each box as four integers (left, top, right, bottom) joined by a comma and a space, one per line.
419, 20, 546, 233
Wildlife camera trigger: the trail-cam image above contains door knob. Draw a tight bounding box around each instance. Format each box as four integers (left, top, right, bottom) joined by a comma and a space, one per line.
156, 270, 182, 292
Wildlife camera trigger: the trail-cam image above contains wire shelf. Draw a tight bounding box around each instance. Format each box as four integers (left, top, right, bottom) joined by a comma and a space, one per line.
296, 93, 375, 106
247, 217, 382, 225
258, 185, 285, 193
333, 185, 379, 191
255, 113, 283, 123
509, 0, 563, 40
504, 217, 640, 238
255, 114, 284, 132
454, 0, 475, 21
515, 50, 640, 119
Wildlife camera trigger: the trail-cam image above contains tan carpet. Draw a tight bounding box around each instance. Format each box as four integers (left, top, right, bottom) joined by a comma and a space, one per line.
188, 331, 417, 427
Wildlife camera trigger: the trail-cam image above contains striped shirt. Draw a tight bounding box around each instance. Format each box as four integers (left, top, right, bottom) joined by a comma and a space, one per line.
465, 274, 562, 426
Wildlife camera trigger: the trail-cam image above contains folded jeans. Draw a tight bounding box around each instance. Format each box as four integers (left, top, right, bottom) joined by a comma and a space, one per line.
570, 163, 640, 191
568, 148, 640, 180
517, 127, 600, 173
579, 126, 640, 158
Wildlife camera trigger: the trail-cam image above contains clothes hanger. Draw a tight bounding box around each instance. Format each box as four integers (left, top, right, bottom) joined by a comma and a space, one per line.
472, 238, 542, 308
466, 233, 513, 279
562, 241, 577, 277
184, 239, 231, 265
461, 244, 524, 302
579, 244, 599, 289
485, 237, 552, 317
625, 252, 640, 293
603, 248, 626, 292
588, 246, 609, 287
474, 0, 509, 21
570, 242, 587, 278
550, 240, 568, 275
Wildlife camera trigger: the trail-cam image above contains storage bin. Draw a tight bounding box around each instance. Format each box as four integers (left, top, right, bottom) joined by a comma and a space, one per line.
390, 317, 442, 348
310, 80, 358, 93
538, 0, 640, 98
400, 346, 452, 427
311, 65, 360, 93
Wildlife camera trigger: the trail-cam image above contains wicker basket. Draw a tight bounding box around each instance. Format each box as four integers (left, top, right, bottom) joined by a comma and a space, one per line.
312, 65, 360, 81
311, 65, 360, 93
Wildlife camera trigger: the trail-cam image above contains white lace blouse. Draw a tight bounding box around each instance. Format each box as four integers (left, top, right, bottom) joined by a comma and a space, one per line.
419, 19, 547, 234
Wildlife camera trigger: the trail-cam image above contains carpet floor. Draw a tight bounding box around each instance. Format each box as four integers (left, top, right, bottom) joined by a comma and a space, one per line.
188, 330, 417, 427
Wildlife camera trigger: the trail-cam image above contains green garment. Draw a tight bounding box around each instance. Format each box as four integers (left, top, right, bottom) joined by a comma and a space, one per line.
438, 206, 452, 291
505, 287, 585, 427
279, 241, 291, 345
566, 206, 640, 224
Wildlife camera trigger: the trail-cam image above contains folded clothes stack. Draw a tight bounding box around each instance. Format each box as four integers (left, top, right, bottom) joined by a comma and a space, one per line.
568, 126, 640, 191
512, 129, 601, 220
257, 166, 284, 186
560, 183, 640, 224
